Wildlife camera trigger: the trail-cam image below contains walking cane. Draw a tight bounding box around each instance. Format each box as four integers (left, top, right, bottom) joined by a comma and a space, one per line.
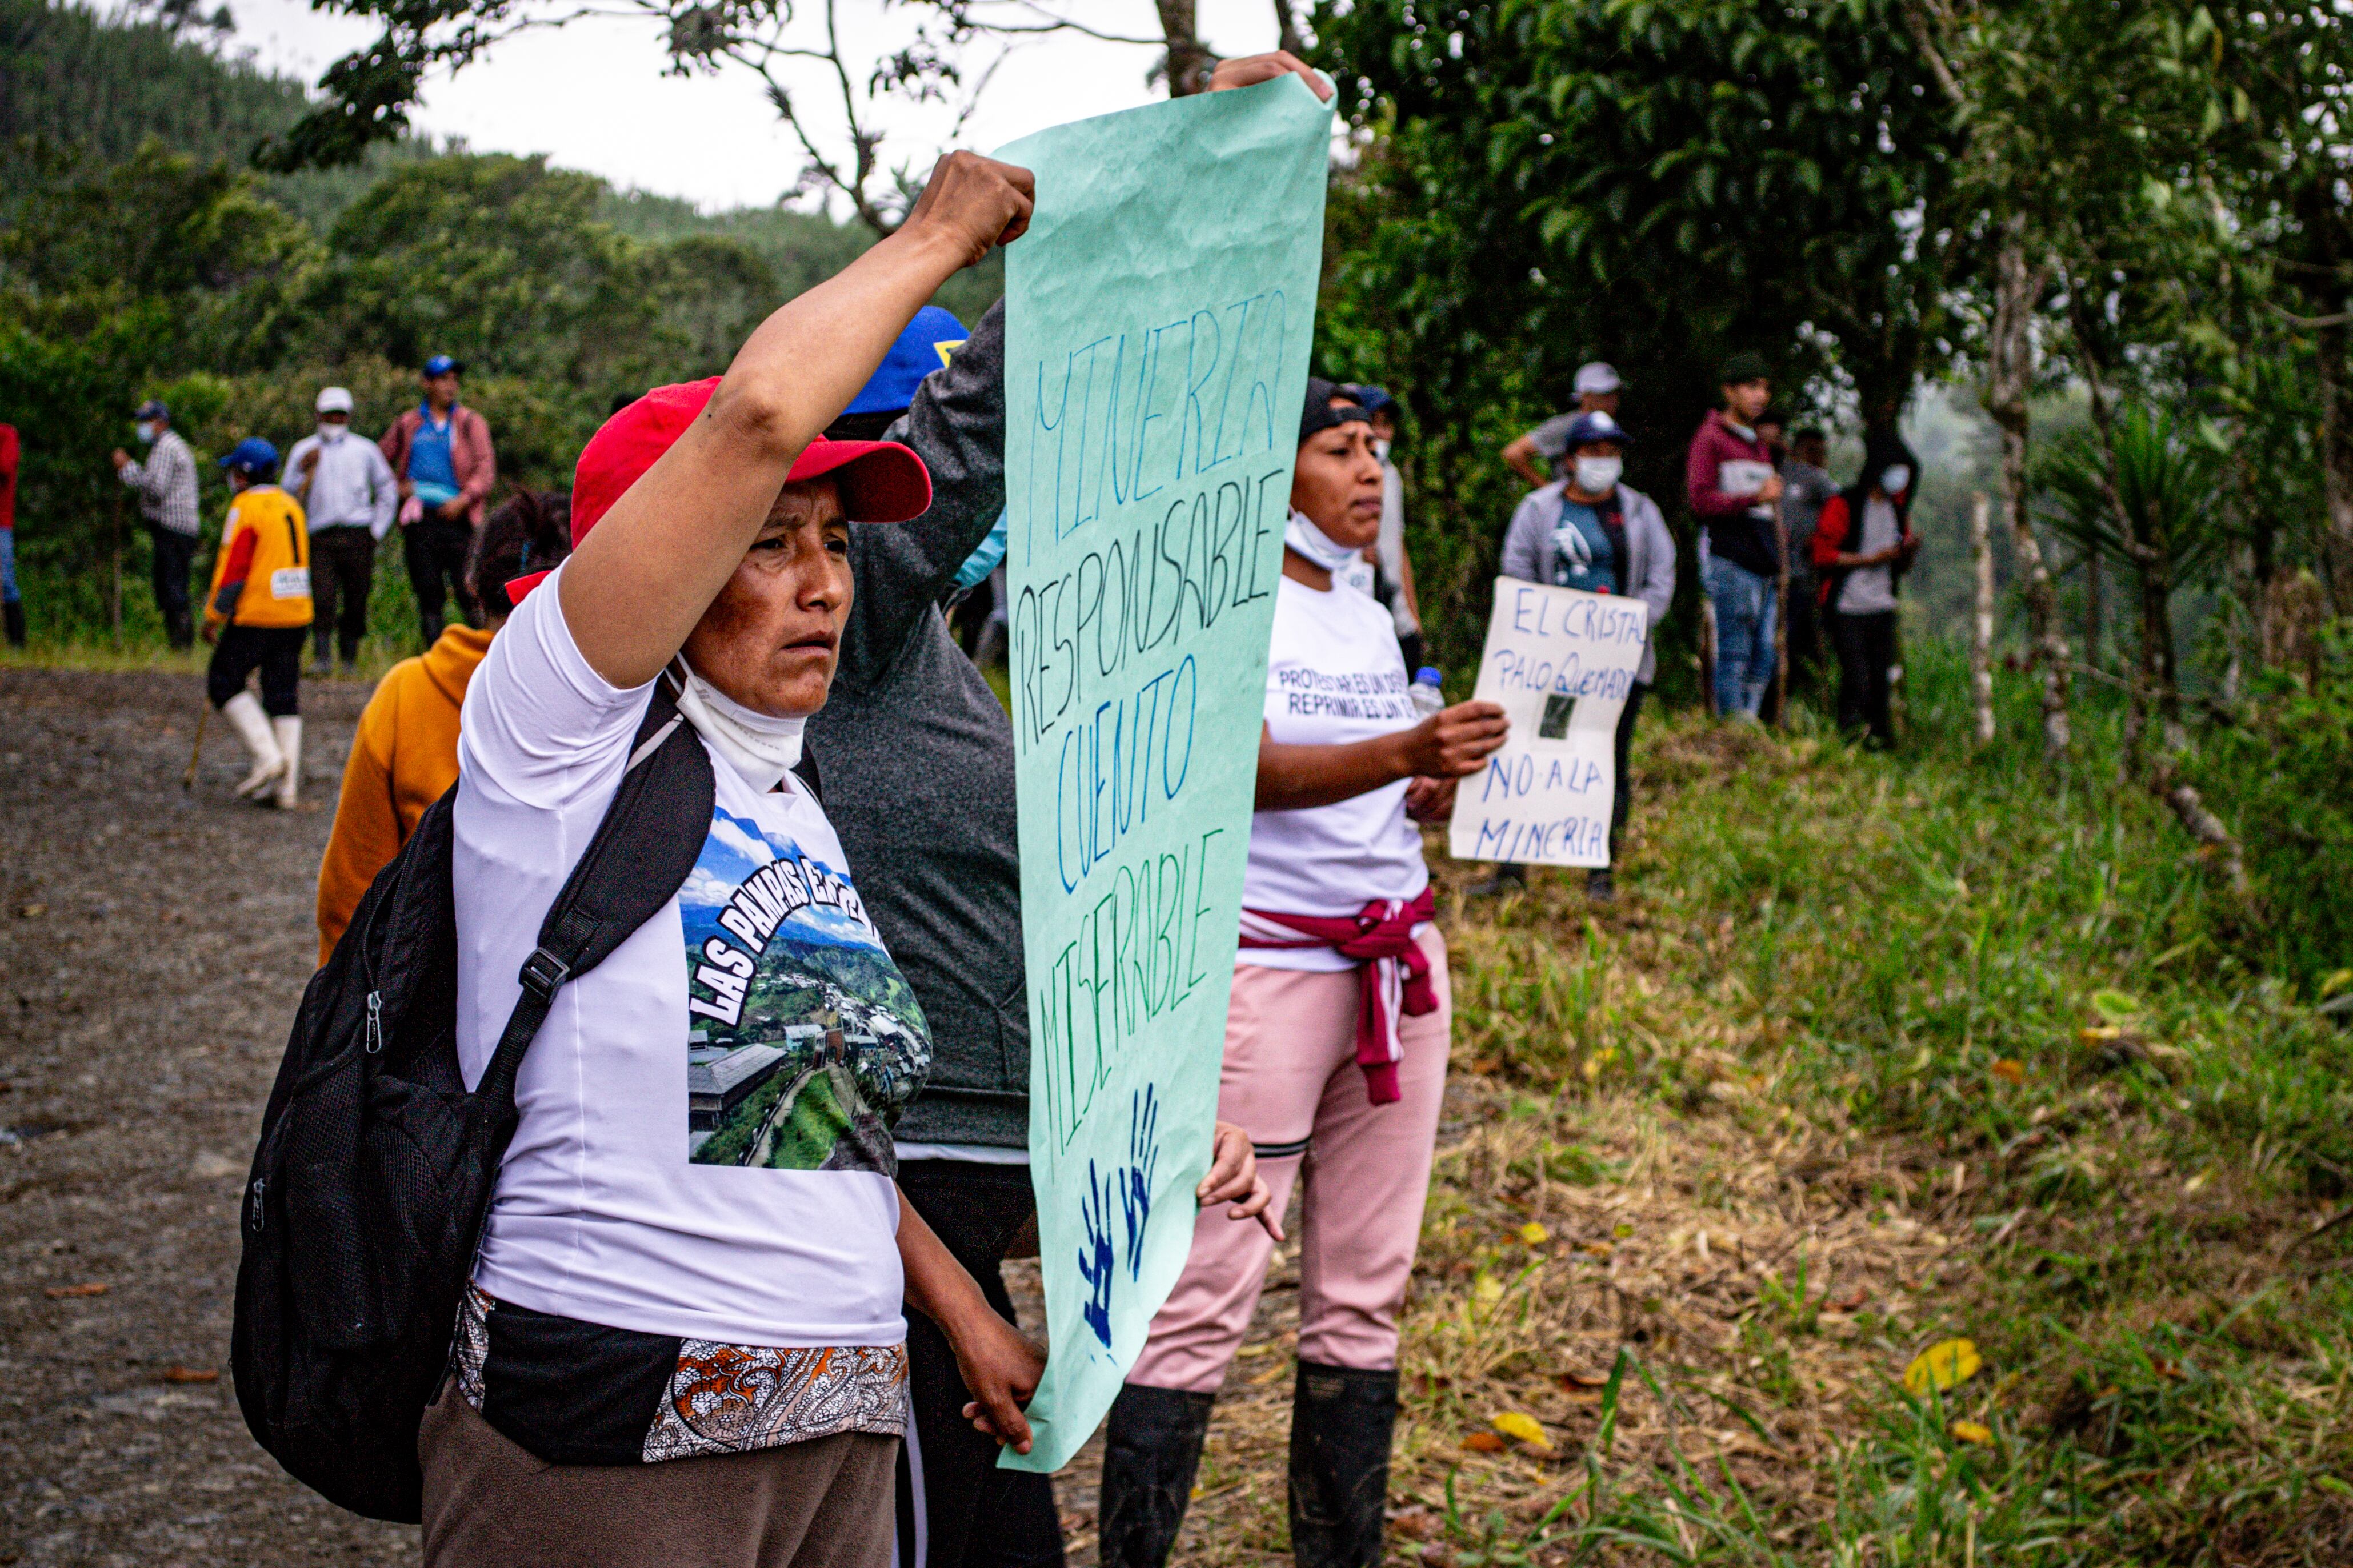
182, 702, 209, 792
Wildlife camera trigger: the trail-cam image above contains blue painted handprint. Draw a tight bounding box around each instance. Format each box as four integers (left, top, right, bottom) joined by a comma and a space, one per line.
1121, 1085, 1161, 1281
1077, 1158, 1116, 1348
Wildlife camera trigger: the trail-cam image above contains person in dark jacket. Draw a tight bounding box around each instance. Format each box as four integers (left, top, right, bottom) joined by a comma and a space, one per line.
818, 254, 1292, 1568
1810, 434, 1921, 748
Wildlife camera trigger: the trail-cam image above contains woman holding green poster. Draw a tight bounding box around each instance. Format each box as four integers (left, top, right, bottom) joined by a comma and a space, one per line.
1097, 383, 1510, 1568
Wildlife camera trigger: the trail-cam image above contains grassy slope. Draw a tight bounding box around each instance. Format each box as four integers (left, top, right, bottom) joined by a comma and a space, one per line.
1180, 644, 2350, 1566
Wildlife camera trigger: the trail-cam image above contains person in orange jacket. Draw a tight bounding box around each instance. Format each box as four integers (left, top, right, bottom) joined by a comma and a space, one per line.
314, 490, 570, 963
205, 439, 313, 808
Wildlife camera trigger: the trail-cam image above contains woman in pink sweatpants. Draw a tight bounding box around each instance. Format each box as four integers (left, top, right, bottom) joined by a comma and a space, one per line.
1094, 381, 1509, 1568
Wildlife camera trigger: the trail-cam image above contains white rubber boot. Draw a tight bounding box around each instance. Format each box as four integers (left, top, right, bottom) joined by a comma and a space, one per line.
221, 692, 286, 799
271, 716, 303, 809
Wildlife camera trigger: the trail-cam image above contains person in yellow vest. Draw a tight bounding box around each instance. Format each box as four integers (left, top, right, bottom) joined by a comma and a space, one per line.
314, 489, 571, 963
203, 438, 313, 808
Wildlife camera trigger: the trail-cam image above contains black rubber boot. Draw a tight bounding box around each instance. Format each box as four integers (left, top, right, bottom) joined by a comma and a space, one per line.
2, 600, 23, 649
1288, 1361, 1398, 1568
1464, 863, 1527, 899
1097, 1383, 1217, 1568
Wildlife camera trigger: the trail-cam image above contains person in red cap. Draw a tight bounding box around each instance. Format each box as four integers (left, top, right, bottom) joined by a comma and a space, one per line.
419, 153, 1042, 1568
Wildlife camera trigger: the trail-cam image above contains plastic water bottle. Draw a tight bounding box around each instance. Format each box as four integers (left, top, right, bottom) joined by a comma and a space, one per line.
1409, 666, 1446, 720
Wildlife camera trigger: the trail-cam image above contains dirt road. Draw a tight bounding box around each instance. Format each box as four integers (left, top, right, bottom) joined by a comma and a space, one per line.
0, 669, 1132, 1566
0, 668, 413, 1566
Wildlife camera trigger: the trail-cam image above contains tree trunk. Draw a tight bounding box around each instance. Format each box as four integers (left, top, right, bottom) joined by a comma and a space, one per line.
1274, 0, 1306, 57
2084, 550, 2103, 668
2310, 312, 2353, 614
2294, 178, 2353, 614
1970, 490, 1995, 746
1155, 0, 1214, 94
1983, 226, 2068, 757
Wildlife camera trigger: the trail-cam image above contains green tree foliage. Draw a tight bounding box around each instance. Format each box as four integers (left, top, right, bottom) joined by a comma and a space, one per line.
0, 0, 305, 173
0, 1, 973, 652
315, 151, 775, 396
1310, 0, 1966, 679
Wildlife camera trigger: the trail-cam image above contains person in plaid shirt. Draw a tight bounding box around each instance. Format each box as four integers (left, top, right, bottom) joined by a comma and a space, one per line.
112, 398, 202, 648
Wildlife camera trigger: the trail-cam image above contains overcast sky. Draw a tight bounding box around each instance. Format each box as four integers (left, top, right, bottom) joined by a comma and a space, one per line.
225, 0, 1289, 211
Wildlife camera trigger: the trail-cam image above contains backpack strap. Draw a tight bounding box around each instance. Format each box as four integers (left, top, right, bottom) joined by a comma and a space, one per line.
472, 682, 716, 1118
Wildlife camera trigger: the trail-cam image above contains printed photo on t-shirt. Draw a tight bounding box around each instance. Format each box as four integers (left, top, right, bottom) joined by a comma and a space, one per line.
679, 804, 930, 1172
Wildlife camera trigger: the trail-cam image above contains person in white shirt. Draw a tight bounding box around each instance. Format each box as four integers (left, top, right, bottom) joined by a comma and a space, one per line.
287, 386, 399, 674
420, 151, 1044, 1568
1097, 382, 1508, 1568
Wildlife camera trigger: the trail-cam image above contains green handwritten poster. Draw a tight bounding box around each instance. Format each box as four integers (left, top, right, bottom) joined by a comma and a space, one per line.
997, 76, 1331, 1473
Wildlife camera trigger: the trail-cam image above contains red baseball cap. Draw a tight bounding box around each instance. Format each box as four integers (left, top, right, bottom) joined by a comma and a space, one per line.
507, 378, 932, 607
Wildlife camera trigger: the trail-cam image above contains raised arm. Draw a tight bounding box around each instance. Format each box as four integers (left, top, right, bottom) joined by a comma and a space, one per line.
841, 297, 1011, 670
558, 153, 1032, 691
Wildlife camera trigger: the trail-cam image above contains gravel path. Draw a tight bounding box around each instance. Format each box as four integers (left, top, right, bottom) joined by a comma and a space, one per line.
0, 667, 1135, 1567
0, 668, 413, 1566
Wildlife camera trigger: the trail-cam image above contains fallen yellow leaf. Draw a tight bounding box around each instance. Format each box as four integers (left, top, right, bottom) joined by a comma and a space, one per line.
1492, 1411, 1554, 1451
1903, 1338, 1983, 1397
1519, 1222, 1549, 1245
1474, 1273, 1504, 1304
1949, 1419, 1994, 1446
1990, 1058, 2025, 1085
2079, 1025, 2123, 1045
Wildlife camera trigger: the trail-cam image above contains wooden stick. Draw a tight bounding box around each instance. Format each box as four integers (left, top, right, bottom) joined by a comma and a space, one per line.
1970, 490, 1995, 746
182, 702, 208, 792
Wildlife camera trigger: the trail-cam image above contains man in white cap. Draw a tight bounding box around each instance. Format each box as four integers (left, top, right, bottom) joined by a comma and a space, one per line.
1504, 361, 1625, 487
286, 386, 397, 675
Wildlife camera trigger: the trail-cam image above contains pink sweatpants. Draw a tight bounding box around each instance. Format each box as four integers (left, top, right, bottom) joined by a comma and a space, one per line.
1127, 928, 1452, 1394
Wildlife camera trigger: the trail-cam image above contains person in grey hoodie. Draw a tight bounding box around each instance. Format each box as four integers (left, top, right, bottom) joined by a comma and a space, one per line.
1469, 410, 1675, 903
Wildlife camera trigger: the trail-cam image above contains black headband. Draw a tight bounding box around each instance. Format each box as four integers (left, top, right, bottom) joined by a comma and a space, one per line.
1299, 376, 1372, 445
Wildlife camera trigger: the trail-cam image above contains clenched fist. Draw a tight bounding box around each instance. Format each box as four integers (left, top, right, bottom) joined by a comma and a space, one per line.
901, 151, 1035, 271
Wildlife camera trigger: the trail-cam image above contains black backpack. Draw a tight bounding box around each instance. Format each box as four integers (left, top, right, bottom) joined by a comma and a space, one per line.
231, 684, 715, 1522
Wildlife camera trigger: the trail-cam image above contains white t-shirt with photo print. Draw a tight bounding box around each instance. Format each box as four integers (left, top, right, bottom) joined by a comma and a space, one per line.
1242, 572, 1431, 972
452, 566, 930, 1348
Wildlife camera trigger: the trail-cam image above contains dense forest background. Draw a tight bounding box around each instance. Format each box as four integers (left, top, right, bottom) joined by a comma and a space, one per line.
0, 0, 999, 636
3, 0, 2347, 984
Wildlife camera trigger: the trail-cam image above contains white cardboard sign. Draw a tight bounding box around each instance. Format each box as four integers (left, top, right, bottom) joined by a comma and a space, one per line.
1448, 579, 1650, 869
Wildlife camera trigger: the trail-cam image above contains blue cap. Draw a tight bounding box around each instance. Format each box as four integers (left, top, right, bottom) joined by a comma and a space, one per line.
1561, 410, 1632, 450
219, 438, 279, 478
1347, 384, 1398, 416
1414, 665, 1443, 685
423, 354, 462, 378
845, 307, 968, 416
135, 399, 169, 422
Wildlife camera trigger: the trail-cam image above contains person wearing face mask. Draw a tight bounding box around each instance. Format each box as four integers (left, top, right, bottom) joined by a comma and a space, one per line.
418, 151, 1041, 1566
1503, 361, 1624, 489
110, 399, 202, 648
1810, 436, 1922, 749
1094, 382, 1508, 1568
1685, 353, 1784, 720
1476, 411, 1676, 903
287, 386, 399, 675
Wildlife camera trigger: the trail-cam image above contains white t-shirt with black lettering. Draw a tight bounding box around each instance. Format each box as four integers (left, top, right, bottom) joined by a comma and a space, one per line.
1242, 574, 1430, 972
452, 568, 930, 1348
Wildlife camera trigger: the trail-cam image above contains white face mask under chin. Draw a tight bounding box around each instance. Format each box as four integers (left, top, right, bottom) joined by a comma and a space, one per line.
1285, 508, 1366, 576
670, 660, 807, 791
